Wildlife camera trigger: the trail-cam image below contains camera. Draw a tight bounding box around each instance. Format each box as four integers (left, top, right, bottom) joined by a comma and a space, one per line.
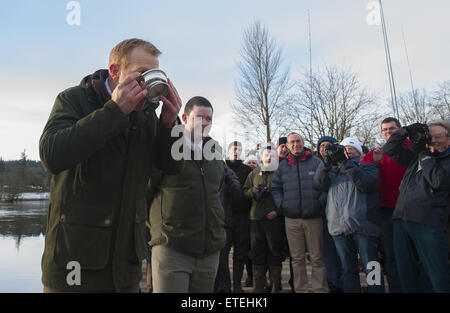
137, 69, 169, 103
406, 123, 432, 150
323, 143, 347, 165
254, 185, 269, 201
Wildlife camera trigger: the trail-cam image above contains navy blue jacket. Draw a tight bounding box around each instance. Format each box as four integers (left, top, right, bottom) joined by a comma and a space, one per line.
271, 149, 324, 219
383, 128, 450, 229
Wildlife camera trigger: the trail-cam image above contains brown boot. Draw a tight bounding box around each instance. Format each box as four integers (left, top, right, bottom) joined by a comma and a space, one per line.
269, 265, 282, 293
252, 265, 266, 293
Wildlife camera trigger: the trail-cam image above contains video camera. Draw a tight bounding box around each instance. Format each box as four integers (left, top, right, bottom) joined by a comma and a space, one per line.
405, 123, 431, 152
323, 143, 347, 166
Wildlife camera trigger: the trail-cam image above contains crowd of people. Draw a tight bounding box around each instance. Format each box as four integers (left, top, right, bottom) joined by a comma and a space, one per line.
39, 38, 450, 293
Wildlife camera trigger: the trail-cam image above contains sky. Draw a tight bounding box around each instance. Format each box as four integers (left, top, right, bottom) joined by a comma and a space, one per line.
1, 0, 449, 161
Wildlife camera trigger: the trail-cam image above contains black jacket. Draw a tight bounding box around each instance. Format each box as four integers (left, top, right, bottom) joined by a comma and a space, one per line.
383, 128, 450, 229
220, 164, 241, 228
226, 160, 252, 214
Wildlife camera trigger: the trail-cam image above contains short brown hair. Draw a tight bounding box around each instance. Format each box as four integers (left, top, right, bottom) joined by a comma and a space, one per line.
381, 117, 401, 128
184, 96, 214, 116
109, 38, 161, 68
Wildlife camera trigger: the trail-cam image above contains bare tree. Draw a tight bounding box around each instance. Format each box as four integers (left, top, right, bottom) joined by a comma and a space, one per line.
430, 80, 450, 119
232, 20, 292, 143
397, 88, 433, 125
290, 65, 379, 148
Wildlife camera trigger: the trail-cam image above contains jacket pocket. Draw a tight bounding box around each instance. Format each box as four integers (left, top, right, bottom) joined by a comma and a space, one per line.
54, 221, 112, 270
53, 204, 113, 270
161, 186, 192, 222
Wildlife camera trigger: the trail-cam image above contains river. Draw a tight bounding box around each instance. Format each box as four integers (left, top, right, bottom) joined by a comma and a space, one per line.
0, 200, 48, 293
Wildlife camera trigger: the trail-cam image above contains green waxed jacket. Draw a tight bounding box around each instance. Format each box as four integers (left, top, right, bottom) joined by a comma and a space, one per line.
243, 169, 278, 221
149, 137, 226, 258
39, 70, 183, 292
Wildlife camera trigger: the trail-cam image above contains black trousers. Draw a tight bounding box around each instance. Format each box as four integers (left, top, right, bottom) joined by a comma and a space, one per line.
232, 213, 251, 263
214, 228, 233, 292
249, 216, 285, 266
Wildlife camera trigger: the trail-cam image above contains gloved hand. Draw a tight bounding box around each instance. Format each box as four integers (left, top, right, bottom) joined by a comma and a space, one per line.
404, 123, 431, 154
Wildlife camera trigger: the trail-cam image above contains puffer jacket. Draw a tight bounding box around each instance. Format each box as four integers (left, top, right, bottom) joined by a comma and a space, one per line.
383, 128, 450, 230
313, 157, 381, 237
271, 149, 324, 219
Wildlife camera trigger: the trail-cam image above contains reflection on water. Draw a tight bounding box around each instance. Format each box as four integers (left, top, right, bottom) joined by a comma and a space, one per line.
0, 200, 48, 293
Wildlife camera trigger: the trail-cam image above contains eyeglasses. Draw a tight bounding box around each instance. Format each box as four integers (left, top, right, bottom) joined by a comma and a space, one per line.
381, 127, 398, 133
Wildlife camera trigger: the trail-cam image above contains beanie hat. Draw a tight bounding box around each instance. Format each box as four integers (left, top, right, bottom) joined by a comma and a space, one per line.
278, 137, 287, 146
340, 137, 363, 155
317, 136, 337, 149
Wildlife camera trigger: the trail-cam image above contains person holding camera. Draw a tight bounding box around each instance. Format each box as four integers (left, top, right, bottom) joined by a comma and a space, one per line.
361, 117, 410, 293
243, 145, 285, 293
271, 133, 328, 293
383, 120, 450, 293
313, 137, 385, 293
316, 136, 344, 293
39, 38, 183, 292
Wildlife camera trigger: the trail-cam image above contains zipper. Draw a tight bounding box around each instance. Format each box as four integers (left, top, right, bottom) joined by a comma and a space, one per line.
296, 161, 302, 216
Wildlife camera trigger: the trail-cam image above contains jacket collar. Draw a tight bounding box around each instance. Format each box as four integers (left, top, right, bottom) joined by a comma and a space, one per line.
432, 147, 450, 158
286, 148, 312, 166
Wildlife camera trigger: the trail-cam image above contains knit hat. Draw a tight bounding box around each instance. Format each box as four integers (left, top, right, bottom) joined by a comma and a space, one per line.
317, 136, 337, 149
340, 137, 363, 155
278, 137, 287, 146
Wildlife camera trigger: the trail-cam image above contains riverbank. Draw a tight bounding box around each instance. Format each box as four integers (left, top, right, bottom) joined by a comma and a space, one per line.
0, 192, 49, 202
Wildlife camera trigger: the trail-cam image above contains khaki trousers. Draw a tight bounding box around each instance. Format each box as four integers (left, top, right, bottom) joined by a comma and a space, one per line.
152, 245, 220, 293
285, 217, 328, 293
43, 283, 140, 293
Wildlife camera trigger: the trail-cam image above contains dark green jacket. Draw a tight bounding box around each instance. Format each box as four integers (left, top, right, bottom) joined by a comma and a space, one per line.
39, 70, 183, 292
149, 136, 226, 258
243, 169, 278, 221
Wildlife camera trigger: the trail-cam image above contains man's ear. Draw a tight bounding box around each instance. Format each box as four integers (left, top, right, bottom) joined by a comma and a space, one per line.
109, 64, 120, 82
181, 113, 188, 125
